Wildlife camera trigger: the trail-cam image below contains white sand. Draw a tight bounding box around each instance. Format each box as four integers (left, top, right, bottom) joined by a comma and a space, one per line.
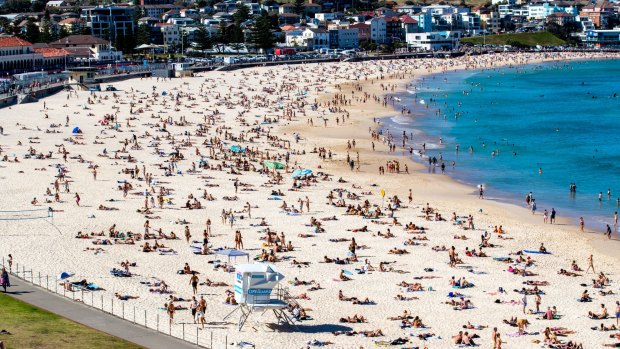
0, 52, 619, 349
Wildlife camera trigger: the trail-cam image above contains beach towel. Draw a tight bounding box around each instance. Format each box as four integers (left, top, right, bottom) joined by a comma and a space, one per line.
86, 283, 102, 290
523, 250, 551, 254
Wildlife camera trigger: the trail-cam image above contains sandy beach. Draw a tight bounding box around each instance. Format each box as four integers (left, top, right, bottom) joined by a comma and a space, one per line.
1, 52, 619, 349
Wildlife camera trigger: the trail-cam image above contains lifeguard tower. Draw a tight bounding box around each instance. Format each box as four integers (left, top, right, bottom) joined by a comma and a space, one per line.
223, 263, 296, 331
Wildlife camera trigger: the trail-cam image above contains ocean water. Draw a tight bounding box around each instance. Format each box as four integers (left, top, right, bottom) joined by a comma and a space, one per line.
380, 59, 620, 230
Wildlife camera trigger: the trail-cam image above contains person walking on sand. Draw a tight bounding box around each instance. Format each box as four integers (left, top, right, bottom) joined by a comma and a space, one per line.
167, 302, 175, 325
550, 208, 556, 224
495, 333, 502, 349
8, 254, 12, 273
586, 254, 595, 274
235, 231, 243, 249
185, 226, 191, 243
615, 301, 620, 327
190, 273, 199, 295
74, 193, 80, 206
579, 217, 584, 231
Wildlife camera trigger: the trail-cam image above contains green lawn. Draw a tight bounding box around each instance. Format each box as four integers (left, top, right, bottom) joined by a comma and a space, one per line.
461, 32, 566, 47
0, 293, 143, 349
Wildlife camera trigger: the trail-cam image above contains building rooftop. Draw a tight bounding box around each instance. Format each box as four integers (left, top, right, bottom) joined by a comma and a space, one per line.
49, 35, 109, 46
0, 36, 32, 47
34, 47, 71, 58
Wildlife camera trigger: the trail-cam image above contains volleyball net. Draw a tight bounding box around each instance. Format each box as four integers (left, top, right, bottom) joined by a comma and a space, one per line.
0, 207, 54, 221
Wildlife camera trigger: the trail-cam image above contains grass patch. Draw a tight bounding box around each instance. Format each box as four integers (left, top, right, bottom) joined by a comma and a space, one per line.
461, 32, 566, 47
0, 293, 143, 349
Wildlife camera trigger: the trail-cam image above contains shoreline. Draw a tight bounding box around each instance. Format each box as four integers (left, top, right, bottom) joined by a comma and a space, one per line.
378, 57, 620, 234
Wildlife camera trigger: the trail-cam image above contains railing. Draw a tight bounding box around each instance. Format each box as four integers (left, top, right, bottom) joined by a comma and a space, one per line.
2, 257, 234, 349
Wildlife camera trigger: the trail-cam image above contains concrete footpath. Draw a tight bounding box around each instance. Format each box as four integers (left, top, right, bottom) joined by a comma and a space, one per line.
3, 277, 200, 349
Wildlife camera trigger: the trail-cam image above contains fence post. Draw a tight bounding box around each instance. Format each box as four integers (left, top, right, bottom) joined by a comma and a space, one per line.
15, 263, 18, 276
225, 335, 227, 349
182, 323, 185, 341
145, 310, 147, 327
157, 314, 159, 332
30, 269, 33, 283
133, 306, 136, 324
101, 295, 104, 311
38, 272, 41, 286
22, 265, 25, 277
92, 292, 94, 306
111, 297, 114, 315
122, 302, 124, 319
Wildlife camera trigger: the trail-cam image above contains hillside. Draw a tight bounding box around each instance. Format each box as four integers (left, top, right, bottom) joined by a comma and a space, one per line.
461, 32, 566, 47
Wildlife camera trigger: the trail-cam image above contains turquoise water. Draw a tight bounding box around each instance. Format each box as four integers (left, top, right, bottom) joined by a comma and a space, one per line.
381, 59, 620, 230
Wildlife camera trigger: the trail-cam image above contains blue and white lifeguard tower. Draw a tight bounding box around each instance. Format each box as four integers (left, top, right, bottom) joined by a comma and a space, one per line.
223, 263, 295, 331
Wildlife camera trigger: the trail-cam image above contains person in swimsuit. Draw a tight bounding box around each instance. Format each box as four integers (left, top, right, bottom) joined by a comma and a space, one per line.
190, 273, 199, 295
167, 302, 175, 325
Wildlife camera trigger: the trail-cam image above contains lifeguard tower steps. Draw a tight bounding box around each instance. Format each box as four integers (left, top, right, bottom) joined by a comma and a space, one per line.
223, 286, 299, 331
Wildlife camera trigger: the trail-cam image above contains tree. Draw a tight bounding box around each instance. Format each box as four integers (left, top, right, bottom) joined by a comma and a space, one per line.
293, 0, 304, 15
115, 32, 126, 52
228, 23, 244, 43
233, 3, 251, 24
58, 25, 70, 39
136, 23, 151, 46
217, 22, 229, 44
249, 13, 274, 52
194, 26, 212, 51
230, 42, 244, 54
39, 20, 53, 43
24, 20, 40, 43
31, 0, 46, 12
133, 5, 144, 24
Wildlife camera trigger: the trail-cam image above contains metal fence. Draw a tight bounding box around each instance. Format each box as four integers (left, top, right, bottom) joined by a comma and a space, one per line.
1, 257, 234, 349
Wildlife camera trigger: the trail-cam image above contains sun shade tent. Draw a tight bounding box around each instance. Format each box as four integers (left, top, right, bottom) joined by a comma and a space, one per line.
263, 161, 284, 169
215, 249, 250, 263
72, 127, 82, 134
291, 169, 312, 178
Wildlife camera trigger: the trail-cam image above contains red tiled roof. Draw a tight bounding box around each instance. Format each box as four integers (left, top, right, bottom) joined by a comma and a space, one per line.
399, 15, 418, 24
34, 47, 71, 58
0, 36, 33, 47
58, 18, 79, 25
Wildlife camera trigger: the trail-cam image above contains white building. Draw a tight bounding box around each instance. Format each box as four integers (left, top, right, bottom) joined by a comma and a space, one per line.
160, 23, 181, 46
285, 29, 305, 48
406, 31, 460, 51
315, 13, 337, 21
302, 28, 329, 50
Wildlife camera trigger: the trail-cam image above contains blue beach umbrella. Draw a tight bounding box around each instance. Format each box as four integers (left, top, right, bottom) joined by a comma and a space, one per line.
57, 271, 74, 280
